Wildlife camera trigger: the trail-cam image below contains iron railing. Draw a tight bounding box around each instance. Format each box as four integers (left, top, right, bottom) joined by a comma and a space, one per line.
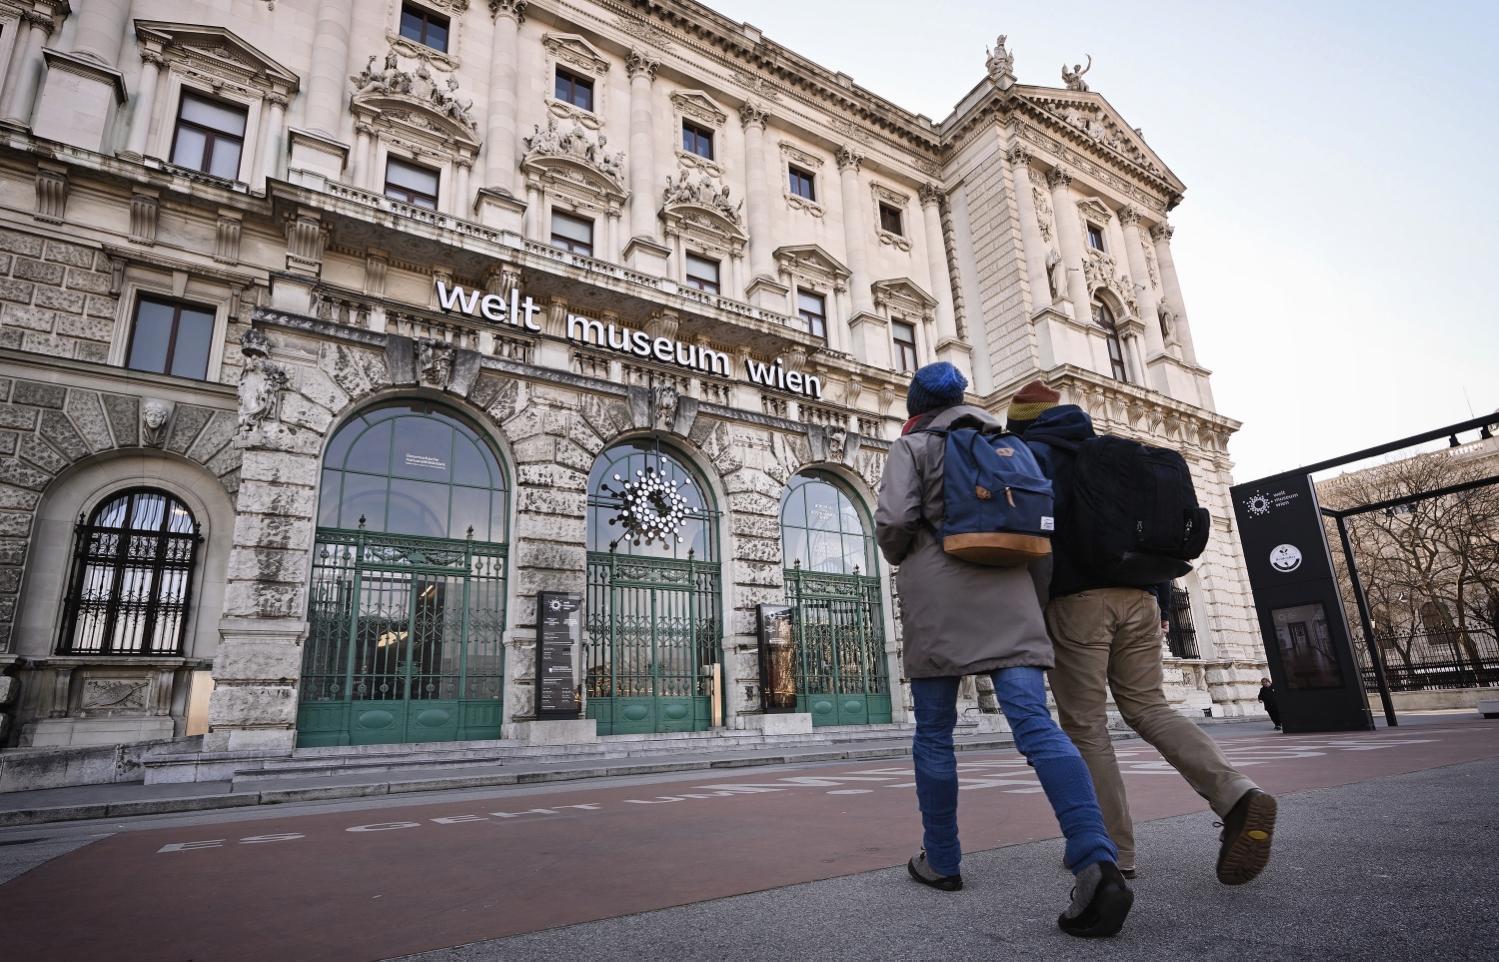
783, 564, 891, 724
1355, 627, 1499, 692
1166, 586, 1200, 660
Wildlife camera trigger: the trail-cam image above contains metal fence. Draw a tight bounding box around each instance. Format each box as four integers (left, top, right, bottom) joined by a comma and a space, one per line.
1355, 627, 1499, 692
1165, 586, 1200, 660
783, 565, 892, 726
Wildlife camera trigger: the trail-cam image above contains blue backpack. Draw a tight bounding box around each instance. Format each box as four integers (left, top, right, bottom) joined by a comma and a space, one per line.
913, 424, 1055, 566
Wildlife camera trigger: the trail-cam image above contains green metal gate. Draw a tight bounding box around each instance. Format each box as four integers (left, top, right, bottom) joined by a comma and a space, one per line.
785, 564, 892, 726
585, 550, 723, 735
296, 527, 507, 747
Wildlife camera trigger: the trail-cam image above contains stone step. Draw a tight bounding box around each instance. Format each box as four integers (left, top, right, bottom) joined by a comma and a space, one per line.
142, 723, 917, 785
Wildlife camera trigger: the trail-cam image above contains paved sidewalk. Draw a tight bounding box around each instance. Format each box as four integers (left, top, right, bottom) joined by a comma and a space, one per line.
401, 754, 1499, 962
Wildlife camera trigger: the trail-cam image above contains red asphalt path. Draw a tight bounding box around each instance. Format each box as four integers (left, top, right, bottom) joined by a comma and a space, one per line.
7, 719, 1499, 961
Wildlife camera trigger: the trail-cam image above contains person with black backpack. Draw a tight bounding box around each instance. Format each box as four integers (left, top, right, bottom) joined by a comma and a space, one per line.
1012, 380, 1277, 886
875, 363, 1133, 938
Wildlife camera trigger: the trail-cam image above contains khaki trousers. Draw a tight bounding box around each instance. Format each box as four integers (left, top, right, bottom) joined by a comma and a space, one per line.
1046, 588, 1258, 871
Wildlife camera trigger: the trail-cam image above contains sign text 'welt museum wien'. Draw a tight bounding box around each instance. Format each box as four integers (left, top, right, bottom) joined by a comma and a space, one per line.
435, 281, 823, 400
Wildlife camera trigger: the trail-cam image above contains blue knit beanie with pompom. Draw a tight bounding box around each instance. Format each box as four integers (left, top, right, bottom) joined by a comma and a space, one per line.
905, 362, 968, 416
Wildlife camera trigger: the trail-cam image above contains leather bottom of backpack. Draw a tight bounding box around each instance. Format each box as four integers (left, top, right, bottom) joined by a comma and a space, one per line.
942, 533, 1052, 567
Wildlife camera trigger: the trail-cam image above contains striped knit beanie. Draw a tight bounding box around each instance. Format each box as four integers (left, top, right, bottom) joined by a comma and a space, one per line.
1005, 379, 1061, 433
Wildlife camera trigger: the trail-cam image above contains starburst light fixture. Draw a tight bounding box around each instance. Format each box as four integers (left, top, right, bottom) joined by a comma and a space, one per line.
602, 465, 693, 548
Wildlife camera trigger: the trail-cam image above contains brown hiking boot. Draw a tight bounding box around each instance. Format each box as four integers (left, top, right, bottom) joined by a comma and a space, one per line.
1215, 788, 1277, 884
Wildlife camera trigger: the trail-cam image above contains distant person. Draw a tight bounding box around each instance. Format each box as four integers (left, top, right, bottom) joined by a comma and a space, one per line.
875, 363, 1133, 938
1017, 380, 1277, 885
1259, 678, 1281, 730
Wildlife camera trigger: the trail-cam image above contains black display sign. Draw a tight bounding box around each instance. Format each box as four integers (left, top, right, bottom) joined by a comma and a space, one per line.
537, 591, 582, 719
1230, 473, 1373, 733
757, 604, 798, 713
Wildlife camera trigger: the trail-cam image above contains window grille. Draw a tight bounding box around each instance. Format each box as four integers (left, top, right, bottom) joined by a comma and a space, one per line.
58, 489, 200, 656
1166, 585, 1200, 659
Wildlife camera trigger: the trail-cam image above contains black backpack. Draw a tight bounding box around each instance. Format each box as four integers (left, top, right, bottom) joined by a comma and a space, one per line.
1026, 433, 1210, 585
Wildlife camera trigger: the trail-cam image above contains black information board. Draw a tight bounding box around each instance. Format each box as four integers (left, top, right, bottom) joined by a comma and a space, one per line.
537, 591, 582, 719
1230, 473, 1374, 733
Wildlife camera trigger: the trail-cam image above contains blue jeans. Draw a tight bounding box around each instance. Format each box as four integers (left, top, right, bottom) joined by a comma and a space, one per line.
911, 667, 1117, 877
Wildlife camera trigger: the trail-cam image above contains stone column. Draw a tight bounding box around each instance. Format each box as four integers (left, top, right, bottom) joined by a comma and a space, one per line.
1006, 146, 1053, 311
626, 48, 660, 242
304, 0, 354, 138
524, 176, 542, 240
0, 10, 55, 125
484, 0, 525, 194
1118, 206, 1165, 358
1151, 223, 1199, 365
70, 0, 130, 67
740, 102, 774, 282
261, 92, 289, 185
122, 51, 163, 157
454, 158, 472, 214
917, 183, 958, 344
837, 147, 874, 316
1047, 167, 1091, 317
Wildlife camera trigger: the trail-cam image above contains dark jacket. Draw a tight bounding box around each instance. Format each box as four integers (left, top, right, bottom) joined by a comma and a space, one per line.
874, 404, 1055, 678
1257, 684, 1278, 709
1024, 405, 1176, 602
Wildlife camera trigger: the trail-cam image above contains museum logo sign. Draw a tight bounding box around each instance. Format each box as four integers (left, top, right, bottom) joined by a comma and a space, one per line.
436, 280, 823, 400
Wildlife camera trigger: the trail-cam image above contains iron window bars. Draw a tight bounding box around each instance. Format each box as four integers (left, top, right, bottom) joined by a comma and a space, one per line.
58, 489, 201, 656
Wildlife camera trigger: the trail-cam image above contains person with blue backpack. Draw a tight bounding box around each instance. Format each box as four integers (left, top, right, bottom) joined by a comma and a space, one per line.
1012, 379, 1277, 886
874, 362, 1133, 938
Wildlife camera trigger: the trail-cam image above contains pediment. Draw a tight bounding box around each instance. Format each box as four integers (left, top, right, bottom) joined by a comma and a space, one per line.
671, 90, 728, 128
1076, 197, 1113, 223
135, 20, 299, 90
523, 153, 627, 202
872, 277, 937, 314
1018, 87, 1179, 189
360, 94, 481, 145
542, 33, 610, 75
773, 244, 849, 281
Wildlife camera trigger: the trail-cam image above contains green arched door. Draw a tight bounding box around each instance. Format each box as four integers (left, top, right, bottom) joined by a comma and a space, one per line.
780, 472, 891, 726
584, 440, 723, 735
296, 402, 509, 747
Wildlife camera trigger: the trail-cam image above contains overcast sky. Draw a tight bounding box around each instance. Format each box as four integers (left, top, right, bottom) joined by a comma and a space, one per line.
708, 0, 1499, 482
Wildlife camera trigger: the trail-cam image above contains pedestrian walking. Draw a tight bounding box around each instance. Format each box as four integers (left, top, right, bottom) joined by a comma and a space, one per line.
875, 363, 1133, 938
1258, 678, 1281, 730
1015, 380, 1277, 885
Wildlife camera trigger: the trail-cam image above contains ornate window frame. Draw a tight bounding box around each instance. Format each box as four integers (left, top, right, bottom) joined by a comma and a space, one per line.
521, 118, 626, 259
136, 22, 300, 186
108, 266, 234, 384
542, 32, 610, 130
385, 0, 466, 69
871, 182, 912, 252
671, 90, 728, 176
774, 244, 850, 345
779, 140, 825, 217
871, 277, 937, 369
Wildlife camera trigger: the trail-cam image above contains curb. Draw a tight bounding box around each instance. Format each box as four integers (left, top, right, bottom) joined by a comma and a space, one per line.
0, 728, 1154, 829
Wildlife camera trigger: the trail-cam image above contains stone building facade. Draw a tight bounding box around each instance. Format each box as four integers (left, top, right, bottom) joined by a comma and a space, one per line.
0, 0, 1266, 760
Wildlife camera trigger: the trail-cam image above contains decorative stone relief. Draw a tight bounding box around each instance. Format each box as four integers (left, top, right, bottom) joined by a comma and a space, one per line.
1045, 248, 1066, 303
141, 399, 173, 447
1084, 248, 1138, 318
524, 117, 624, 185
237, 330, 289, 433
651, 383, 678, 432
129, 191, 158, 245
826, 425, 847, 463
80, 679, 149, 712
662, 170, 742, 225
351, 51, 477, 132
34, 163, 67, 224
416, 337, 455, 390
214, 211, 242, 265
1062, 56, 1091, 91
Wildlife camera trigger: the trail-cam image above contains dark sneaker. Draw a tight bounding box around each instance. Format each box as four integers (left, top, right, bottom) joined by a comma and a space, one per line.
1057, 861, 1133, 938
1215, 788, 1277, 885
907, 850, 962, 891
1120, 866, 1137, 880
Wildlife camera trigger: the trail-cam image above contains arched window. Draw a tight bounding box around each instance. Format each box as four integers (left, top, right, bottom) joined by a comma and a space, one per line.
317, 401, 507, 542
58, 489, 200, 655
1093, 301, 1128, 383
780, 472, 873, 575
587, 439, 716, 560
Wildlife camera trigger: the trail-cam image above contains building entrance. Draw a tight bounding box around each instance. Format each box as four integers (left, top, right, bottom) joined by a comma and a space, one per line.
296, 403, 509, 747
584, 441, 723, 735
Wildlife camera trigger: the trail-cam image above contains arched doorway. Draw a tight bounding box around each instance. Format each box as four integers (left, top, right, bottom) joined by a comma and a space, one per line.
780, 471, 892, 726
296, 401, 509, 747
585, 439, 722, 735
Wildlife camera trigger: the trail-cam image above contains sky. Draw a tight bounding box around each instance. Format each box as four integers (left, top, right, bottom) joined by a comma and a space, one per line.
707, 0, 1499, 483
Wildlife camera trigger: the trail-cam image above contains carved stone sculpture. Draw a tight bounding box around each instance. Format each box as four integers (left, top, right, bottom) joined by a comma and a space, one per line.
350, 50, 477, 131
985, 34, 1014, 82
662, 171, 743, 224
416, 337, 455, 390
1062, 56, 1092, 91
1157, 300, 1179, 346
826, 425, 847, 463
652, 383, 679, 432
141, 399, 172, 447
1045, 248, 1067, 303
237, 330, 289, 432
524, 117, 624, 185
